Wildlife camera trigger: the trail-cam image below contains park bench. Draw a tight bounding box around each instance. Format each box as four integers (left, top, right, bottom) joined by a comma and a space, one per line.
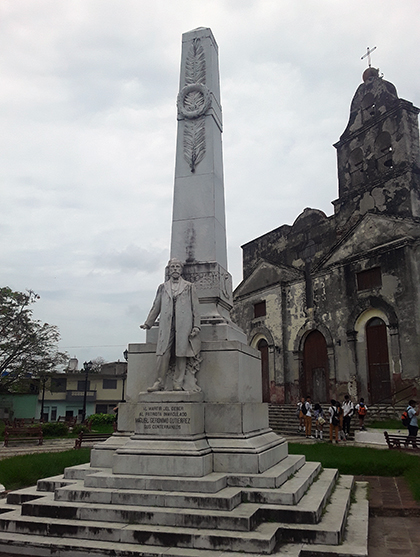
384, 431, 419, 451
3, 425, 43, 447
74, 431, 112, 449
57, 416, 77, 427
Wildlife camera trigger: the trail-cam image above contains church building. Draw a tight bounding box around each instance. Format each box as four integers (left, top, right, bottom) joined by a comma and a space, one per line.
232, 66, 420, 405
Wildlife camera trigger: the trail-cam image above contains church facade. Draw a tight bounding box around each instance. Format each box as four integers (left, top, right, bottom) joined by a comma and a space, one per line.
232, 67, 420, 405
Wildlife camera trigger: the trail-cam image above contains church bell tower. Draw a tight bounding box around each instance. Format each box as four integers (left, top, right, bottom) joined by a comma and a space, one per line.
333, 66, 420, 229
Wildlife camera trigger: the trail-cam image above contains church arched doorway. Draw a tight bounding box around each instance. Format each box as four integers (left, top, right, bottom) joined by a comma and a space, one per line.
302, 330, 328, 403
366, 317, 391, 403
257, 338, 270, 402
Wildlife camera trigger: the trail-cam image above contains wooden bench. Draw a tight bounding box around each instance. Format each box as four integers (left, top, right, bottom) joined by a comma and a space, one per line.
57, 416, 77, 427
74, 431, 112, 449
384, 431, 420, 451
3, 425, 43, 447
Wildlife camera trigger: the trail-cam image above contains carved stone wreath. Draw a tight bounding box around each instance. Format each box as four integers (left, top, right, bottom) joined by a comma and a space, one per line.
177, 83, 211, 119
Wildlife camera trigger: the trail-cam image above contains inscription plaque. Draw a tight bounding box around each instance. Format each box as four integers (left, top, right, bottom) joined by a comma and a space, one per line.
135, 402, 204, 436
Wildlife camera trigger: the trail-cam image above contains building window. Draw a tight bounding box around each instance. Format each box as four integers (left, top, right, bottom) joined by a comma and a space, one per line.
51, 377, 67, 392
361, 92, 376, 121
254, 301, 266, 318
357, 267, 382, 291
77, 380, 90, 391
96, 404, 108, 414
51, 407, 57, 421
349, 148, 364, 186
103, 379, 117, 390
375, 131, 393, 171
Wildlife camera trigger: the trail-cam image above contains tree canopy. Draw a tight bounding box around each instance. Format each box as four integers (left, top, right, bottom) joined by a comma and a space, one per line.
0, 287, 68, 392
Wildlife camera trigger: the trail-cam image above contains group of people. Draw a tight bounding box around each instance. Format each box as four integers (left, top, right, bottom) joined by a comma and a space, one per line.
297, 396, 419, 442
297, 395, 369, 442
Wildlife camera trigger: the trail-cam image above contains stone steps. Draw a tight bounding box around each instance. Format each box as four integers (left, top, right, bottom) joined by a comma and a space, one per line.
53, 483, 244, 510
0, 475, 366, 556
268, 403, 408, 436
17, 466, 337, 533
0, 452, 368, 556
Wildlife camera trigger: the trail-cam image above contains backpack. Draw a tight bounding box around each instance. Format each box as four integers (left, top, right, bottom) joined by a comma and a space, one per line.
358, 403, 367, 416
331, 407, 340, 426
300, 403, 307, 415
401, 409, 410, 428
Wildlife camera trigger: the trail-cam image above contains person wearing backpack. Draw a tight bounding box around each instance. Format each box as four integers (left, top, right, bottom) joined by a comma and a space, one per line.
406, 400, 418, 439
328, 399, 339, 443
313, 403, 325, 440
355, 398, 368, 431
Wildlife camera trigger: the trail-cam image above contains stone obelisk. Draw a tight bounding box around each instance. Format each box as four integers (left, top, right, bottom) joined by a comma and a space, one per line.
171, 27, 233, 326
92, 28, 286, 477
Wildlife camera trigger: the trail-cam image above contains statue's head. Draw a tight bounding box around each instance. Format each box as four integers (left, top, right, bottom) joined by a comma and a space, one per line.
168, 258, 184, 278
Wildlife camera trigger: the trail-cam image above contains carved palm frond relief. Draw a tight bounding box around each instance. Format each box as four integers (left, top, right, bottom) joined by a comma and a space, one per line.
185, 38, 206, 85
184, 117, 206, 173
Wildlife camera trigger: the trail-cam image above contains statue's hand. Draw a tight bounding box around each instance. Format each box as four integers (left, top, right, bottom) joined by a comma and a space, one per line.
189, 327, 200, 338
140, 323, 150, 330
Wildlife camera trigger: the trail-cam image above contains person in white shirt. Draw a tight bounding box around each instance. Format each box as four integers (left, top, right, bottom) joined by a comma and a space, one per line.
304, 396, 314, 438
407, 400, 418, 439
342, 395, 354, 438
355, 398, 368, 431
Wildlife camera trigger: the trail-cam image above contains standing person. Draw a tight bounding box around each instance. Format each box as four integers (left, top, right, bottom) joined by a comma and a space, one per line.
297, 397, 306, 433
342, 395, 354, 438
406, 400, 419, 440
355, 398, 368, 431
140, 258, 201, 392
313, 403, 325, 440
304, 396, 314, 439
328, 399, 339, 443
336, 401, 346, 441
296, 397, 305, 433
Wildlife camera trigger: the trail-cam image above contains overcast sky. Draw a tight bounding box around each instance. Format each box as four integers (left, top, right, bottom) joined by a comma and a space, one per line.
1, 0, 419, 365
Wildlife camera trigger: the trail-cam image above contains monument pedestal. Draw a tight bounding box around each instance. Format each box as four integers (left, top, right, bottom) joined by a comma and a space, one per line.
113, 397, 213, 477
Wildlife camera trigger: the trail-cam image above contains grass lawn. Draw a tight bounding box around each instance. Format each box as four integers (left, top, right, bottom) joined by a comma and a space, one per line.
367, 418, 404, 430
289, 442, 420, 501
0, 449, 91, 491
0, 443, 418, 502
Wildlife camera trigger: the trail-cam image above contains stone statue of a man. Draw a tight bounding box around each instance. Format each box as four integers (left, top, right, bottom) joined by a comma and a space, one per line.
140, 258, 201, 392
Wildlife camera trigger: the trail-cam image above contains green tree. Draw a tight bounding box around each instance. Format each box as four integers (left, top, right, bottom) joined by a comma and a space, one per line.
0, 287, 68, 392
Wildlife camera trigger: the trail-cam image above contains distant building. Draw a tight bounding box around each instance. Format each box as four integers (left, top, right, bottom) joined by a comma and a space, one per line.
37, 360, 127, 421
233, 67, 420, 405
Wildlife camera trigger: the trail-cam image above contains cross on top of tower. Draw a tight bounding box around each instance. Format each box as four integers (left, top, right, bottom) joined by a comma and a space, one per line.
361, 46, 377, 68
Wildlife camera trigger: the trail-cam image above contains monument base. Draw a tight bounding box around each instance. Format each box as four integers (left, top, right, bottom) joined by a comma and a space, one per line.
92, 399, 287, 476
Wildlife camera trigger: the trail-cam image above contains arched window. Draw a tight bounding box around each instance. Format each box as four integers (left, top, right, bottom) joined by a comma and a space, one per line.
302, 330, 328, 403
349, 147, 364, 186
375, 131, 393, 172
366, 317, 391, 403
361, 92, 376, 121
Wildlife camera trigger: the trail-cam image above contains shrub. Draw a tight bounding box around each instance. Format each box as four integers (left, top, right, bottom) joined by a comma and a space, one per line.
87, 413, 115, 426
41, 422, 69, 437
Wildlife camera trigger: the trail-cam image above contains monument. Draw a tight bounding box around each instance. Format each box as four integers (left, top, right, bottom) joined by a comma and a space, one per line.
92, 26, 287, 476
0, 29, 368, 557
